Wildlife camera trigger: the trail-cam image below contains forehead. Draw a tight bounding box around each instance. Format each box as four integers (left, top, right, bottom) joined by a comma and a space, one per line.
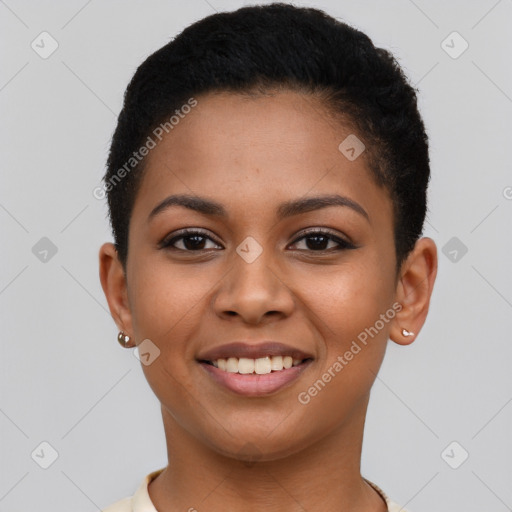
132, 90, 392, 227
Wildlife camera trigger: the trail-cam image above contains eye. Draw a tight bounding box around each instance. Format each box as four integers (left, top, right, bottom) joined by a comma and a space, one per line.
289, 229, 356, 252
159, 228, 356, 253
159, 229, 222, 252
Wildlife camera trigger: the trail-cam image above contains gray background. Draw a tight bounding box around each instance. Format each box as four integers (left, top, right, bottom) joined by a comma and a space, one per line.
1, 0, 511, 510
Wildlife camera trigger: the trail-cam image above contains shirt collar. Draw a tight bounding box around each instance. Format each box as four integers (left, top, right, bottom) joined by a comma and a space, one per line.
131, 467, 164, 511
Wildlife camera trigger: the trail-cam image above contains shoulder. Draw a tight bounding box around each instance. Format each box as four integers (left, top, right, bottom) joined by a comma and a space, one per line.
388, 500, 410, 512
101, 467, 165, 512
364, 478, 411, 512
101, 496, 131, 512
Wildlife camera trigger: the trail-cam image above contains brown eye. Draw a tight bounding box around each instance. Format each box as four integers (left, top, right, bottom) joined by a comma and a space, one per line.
290, 230, 356, 252
160, 229, 222, 252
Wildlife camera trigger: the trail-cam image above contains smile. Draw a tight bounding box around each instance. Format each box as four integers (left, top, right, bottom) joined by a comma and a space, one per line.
203, 355, 307, 374
198, 358, 313, 396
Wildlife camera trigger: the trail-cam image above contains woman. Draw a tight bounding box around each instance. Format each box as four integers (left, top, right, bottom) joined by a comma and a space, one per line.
99, 3, 437, 511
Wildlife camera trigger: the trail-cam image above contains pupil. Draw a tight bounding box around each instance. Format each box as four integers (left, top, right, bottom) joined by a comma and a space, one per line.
185, 235, 205, 250
306, 235, 328, 250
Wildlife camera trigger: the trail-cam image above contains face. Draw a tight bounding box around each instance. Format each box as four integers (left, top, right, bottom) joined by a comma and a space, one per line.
101, 90, 432, 461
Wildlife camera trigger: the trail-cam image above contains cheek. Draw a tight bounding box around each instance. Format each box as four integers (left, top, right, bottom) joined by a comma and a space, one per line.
295, 278, 391, 436
296, 258, 393, 405
128, 258, 214, 339
301, 259, 392, 343
127, 260, 216, 396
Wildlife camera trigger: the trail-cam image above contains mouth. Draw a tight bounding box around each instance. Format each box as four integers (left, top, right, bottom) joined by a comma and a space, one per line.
199, 355, 313, 374
196, 341, 314, 396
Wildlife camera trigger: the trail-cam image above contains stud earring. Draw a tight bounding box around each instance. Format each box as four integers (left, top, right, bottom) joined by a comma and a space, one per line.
117, 331, 132, 348
401, 328, 415, 337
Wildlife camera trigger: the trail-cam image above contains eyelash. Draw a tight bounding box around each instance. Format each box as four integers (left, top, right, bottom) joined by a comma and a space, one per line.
159, 228, 356, 253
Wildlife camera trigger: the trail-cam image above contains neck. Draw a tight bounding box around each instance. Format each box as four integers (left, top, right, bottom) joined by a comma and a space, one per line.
148, 397, 387, 512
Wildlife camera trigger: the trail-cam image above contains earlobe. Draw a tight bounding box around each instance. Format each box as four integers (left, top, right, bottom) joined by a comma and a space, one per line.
390, 237, 438, 346
98, 242, 134, 339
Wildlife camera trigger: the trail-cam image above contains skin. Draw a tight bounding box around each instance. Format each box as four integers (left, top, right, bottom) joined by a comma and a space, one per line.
99, 90, 437, 511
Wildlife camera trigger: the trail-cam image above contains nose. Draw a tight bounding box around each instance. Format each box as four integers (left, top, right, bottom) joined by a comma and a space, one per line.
213, 247, 295, 325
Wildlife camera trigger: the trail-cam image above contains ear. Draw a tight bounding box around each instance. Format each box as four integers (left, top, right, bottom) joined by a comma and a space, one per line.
98, 242, 135, 346
390, 237, 438, 346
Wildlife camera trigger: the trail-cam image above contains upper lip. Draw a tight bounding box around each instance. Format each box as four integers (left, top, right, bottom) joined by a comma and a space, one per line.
197, 341, 314, 362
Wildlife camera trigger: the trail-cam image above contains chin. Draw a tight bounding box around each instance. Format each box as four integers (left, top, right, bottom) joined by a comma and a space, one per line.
203, 425, 312, 463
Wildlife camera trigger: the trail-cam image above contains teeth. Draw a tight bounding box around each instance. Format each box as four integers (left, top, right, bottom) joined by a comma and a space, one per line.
254, 356, 271, 374
210, 356, 304, 374
238, 358, 255, 374
226, 357, 238, 373
270, 355, 283, 370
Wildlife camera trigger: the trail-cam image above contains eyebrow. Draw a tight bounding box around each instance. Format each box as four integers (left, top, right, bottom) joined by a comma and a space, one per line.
148, 193, 370, 223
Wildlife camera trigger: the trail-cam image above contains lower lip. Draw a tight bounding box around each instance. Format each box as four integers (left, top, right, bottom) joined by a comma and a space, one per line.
198, 360, 313, 397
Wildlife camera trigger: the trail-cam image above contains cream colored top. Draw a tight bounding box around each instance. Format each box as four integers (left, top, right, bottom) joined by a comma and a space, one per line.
102, 468, 409, 511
